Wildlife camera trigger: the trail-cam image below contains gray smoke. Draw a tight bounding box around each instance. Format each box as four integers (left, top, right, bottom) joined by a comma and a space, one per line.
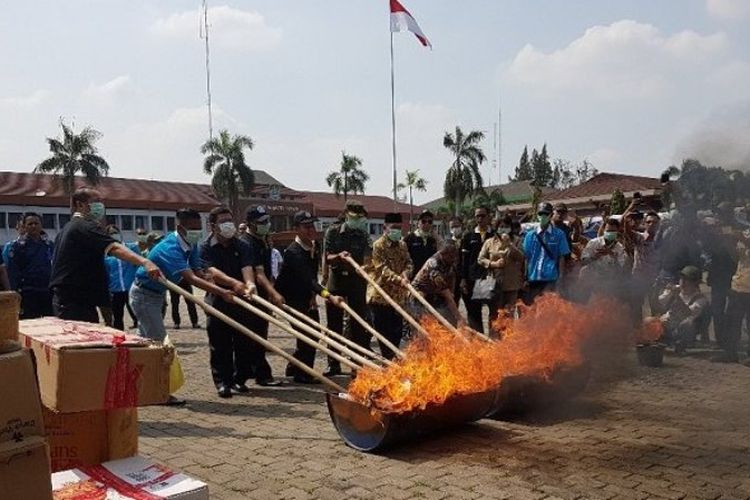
675, 101, 750, 171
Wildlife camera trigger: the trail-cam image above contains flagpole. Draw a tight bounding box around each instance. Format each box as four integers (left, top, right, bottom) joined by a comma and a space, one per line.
390, 29, 398, 207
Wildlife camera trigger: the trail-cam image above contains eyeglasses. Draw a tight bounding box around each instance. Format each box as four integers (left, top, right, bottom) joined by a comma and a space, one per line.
475, 213, 488, 218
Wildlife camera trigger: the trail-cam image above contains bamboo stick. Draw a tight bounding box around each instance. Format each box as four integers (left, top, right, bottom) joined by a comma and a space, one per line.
280, 304, 392, 366
342, 255, 427, 338
337, 300, 405, 360
243, 296, 382, 371
158, 278, 345, 393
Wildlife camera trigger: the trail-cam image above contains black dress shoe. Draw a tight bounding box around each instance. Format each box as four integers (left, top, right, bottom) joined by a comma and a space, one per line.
323, 365, 342, 377
217, 386, 232, 398
257, 378, 283, 387
294, 374, 322, 385
173, 324, 181, 330
285, 364, 295, 377
164, 395, 187, 406
231, 382, 250, 393
192, 323, 201, 329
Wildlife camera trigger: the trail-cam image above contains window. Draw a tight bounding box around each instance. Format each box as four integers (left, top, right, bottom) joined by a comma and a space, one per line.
8, 212, 23, 229
106, 215, 118, 228
42, 214, 56, 230
271, 215, 288, 233
166, 217, 175, 232
151, 216, 164, 231
369, 223, 382, 236
135, 216, 147, 231
58, 214, 71, 229
121, 215, 134, 231
0, 212, 6, 229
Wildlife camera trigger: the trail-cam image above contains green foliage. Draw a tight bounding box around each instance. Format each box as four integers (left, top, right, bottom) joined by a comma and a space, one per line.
326, 152, 369, 201
512, 146, 534, 182
443, 126, 486, 215
34, 119, 110, 197
610, 188, 626, 215
473, 188, 507, 212
551, 158, 598, 189
532, 144, 553, 188
201, 129, 255, 220
399, 169, 428, 226
664, 159, 750, 211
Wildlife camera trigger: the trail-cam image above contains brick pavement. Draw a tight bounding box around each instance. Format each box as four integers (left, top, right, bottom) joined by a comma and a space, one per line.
138, 306, 750, 500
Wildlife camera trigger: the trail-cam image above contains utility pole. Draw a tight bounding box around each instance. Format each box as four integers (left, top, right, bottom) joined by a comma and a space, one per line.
201, 0, 213, 140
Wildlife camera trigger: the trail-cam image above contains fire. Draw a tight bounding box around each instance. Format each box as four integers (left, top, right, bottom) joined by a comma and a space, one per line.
349, 294, 629, 413
635, 317, 664, 344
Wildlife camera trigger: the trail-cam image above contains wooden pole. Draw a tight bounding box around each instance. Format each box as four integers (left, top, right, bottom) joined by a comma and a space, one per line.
342, 255, 427, 337
337, 300, 405, 360
280, 304, 392, 366
158, 278, 346, 393
404, 282, 458, 333
243, 296, 382, 371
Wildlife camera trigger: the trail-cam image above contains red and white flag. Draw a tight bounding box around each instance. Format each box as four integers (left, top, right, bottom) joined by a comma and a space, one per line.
390, 0, 432, 48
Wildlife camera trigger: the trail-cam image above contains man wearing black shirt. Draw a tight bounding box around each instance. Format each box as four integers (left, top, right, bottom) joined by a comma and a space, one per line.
240, 206, 285, 387
276, 211, 343, 383
459, 206, 494, 333
50, 188, 160, 322
199, 206, 258, 398
404, 210, 441, 278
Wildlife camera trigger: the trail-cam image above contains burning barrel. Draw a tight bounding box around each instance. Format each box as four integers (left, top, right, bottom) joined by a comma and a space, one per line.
326, 388, 502, 452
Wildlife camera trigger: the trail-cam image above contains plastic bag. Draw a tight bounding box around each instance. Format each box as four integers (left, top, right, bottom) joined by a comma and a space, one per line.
164, 334, 184, 394
471, 274, 497, 301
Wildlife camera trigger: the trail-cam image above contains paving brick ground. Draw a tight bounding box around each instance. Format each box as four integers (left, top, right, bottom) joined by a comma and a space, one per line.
138, 304, 750, 500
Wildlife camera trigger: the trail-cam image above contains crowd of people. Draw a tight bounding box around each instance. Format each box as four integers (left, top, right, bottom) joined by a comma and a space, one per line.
1, 187, 749, 404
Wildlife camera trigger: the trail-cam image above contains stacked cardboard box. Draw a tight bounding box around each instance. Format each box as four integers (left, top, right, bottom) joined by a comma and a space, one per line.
0, 346, 53, 499
18, 318, 172, 472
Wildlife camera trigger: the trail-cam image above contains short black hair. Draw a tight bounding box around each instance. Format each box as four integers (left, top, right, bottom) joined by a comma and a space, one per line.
208, 206, 233, 224
176, 208, 201, 224
645, 211, 661, 219
22, 212, 42, 223
474, 205, 489, 214
605, 217, 621, 228
449, 216, 463, 225
498, 214, 513, 226
71, 187, 99, 207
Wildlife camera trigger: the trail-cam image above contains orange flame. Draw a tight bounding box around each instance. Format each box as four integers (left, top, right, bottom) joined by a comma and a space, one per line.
635, 317, 664, 344
349, 294, 629, 413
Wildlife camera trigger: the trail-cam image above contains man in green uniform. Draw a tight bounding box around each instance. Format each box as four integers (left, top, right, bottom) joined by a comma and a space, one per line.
323, 200, 372, 376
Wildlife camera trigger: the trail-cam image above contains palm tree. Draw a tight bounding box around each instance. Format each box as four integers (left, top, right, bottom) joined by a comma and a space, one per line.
326, 152, 368, 201
398, 170, 428, 227
34, 120, 110, 203
443, 126, 486, 215
201, 129, 255, 220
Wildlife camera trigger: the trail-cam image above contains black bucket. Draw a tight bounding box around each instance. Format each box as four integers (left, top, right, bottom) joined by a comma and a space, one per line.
326, 388, 502, 452
636, 343, 665, 367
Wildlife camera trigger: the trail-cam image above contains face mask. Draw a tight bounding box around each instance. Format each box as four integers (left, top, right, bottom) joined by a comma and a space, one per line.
137, 235, 147, 244
604, 231, 618, 242
538, 214, 550, 225
387, 228, 402, 242
185, 230, 203, 245
218, 222, 237, 239
497, 227, 511, 235
450, 227, 462, 238
347, 217, 368, 232
255, 222, 270, 236
89, 202, 105, 220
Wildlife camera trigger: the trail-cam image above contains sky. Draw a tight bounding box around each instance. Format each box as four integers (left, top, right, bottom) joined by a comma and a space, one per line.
1, 0, 749, 205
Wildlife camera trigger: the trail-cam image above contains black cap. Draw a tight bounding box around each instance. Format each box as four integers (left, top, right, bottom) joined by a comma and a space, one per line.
293, 210, 318, 226
537, 202, 554, 215
246, 205, 270, 222
680, 265, 702, 283
418, 209, 434, 221
384, 212, 402, 224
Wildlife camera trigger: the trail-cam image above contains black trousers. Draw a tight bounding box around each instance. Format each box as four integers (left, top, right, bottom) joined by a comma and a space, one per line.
111, 291, 137, 331
245, 302, 273, 380
370, 304, 403, 360
461, 282, 485, 333
287, 300, 320, 374
169, 283, 199, 326
523, 281, 556, 306
20, 289, 53, 319
710, 283, 731, 347
206, 303, 255, 388
325, 280, 369, 368
52, 292, 99, 323
724, 291, 750, 356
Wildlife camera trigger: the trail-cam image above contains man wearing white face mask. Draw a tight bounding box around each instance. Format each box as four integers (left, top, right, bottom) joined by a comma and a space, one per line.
580, 218, 627, 299
50, 187, 161, 322
240, 206, 285, 387
199, 206, 259, 397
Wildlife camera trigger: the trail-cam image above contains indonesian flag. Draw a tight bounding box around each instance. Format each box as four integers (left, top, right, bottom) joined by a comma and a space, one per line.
390, 0, 432, 48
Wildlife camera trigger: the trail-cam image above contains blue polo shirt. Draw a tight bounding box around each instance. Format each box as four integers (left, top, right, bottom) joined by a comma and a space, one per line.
134, 232, 201, 293
523, 224, 571, 282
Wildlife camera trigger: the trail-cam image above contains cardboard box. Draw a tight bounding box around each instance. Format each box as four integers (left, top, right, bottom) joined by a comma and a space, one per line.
43, 408, 138, 473
0, 291, 21, 342
0, 437, 53, 500
19, 318, 171, 413
0, 349, 45, 445
51, 456, 209, 500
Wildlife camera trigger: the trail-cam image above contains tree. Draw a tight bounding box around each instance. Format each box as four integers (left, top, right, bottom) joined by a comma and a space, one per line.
325, 152, 368, 201
610, 188, 626, 215
473, 188, 507, 213
398, 169, 428, 226
443, 126, 486, 216
34, 120, 110, 203
201, 129, 255, 220
532, 143, 553, 188
550, 158, 599, 190
512, 146, 534, 182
